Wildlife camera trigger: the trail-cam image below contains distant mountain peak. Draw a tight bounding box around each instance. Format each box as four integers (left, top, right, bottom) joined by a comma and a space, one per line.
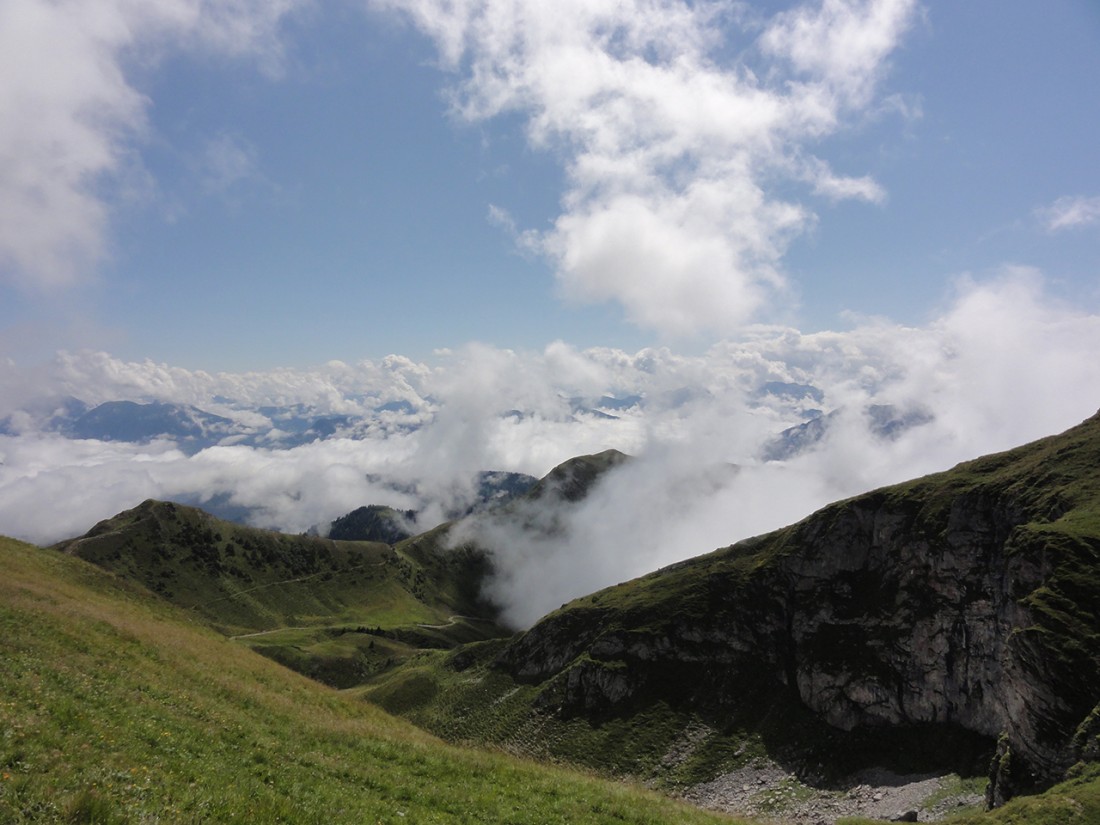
526, 449, 631, 504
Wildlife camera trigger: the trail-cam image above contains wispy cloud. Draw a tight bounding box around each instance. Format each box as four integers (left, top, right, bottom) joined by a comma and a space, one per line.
376, 0, 916, 335
0, 0, 302, 292
1037, 194, 1100, 232
198, 132, 263, 196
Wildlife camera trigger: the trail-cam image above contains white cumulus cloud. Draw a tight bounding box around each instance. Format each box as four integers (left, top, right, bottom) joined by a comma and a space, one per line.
376, 0, 916, 335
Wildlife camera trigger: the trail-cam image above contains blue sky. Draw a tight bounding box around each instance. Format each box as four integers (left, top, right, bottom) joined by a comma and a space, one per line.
1, 0, 1099, 371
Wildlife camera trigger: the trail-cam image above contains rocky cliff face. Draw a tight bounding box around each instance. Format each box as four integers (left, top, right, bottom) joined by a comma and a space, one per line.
495, 413, 1100, 804
781, 490, 1077, 804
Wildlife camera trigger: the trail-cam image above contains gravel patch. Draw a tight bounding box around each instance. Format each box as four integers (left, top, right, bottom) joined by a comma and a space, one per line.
682, 759, 985, 823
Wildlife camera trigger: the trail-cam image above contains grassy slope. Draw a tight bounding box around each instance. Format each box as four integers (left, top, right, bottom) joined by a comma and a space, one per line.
0, 535, 741, 825
522, 449, 630, 503
50, 500, 509, 688
51, 500, 455, 635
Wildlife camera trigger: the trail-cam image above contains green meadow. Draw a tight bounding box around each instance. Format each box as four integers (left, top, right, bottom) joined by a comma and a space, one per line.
0, 535, 738, 825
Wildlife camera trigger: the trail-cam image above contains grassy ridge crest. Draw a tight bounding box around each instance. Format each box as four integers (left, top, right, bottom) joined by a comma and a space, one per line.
49, 499, 511, 687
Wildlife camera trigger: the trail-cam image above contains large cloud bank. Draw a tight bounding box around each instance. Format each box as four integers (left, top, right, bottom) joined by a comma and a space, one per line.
378, 0, 916, 334
3, 273, 1099, 625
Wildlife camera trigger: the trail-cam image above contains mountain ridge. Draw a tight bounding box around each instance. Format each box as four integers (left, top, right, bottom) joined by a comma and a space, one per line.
50, 497, 511, 688
42, 447, 629, 688
365, 411, 1100, 813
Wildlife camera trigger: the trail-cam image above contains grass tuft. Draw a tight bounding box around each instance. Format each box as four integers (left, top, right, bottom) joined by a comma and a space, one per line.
63, 788, 126, 825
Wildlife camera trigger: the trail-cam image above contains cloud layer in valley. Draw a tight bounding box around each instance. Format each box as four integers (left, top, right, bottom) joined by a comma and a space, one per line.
3, 273, 1099, 624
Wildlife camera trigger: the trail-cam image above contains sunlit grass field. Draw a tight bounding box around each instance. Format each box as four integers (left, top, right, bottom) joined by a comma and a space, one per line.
1, 535, 740, 824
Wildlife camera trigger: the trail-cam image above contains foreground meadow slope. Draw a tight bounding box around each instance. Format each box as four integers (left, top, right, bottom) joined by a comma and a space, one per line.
0, 535, 738, 825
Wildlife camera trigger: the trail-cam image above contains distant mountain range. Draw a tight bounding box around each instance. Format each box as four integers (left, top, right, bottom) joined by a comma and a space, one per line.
0, 396, 426, 450
68, 400, 238, 449
2, 386, 932, 472
762, 403, 934, 461
327, 470, 539, 542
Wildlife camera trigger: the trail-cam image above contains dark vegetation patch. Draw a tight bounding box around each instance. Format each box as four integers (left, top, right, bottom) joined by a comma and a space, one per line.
50, 499, 511, 683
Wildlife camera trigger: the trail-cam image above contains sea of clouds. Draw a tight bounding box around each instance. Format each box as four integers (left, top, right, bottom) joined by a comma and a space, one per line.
3, 271, 1098, 625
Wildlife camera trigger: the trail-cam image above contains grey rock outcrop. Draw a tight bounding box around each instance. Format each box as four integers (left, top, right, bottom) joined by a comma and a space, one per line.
496, 412, 1100, 805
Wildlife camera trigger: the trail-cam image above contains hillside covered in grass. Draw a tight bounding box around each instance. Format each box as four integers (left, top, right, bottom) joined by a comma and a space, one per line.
47, 448, 636, 692
18, 417, 1100, 823
0, 534, 743, 825
51, 499, 499, 635
50, 499, 507, 688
